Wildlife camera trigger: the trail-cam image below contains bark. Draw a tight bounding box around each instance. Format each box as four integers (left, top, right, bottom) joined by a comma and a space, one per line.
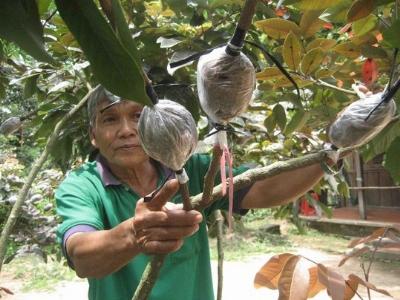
215, 209, 225, 300
0, 87, 95, 273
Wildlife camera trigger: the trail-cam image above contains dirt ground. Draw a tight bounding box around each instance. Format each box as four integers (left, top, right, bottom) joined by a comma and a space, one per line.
1, 247, 399, 300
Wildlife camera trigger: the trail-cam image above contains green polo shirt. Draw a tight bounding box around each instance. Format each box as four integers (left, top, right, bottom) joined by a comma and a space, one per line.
56, 153, 248, 300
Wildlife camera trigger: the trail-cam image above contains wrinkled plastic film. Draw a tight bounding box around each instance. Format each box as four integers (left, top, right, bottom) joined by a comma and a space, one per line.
329, 93, 397, 148
138, 99, 198, 171
197, 47, 255, 124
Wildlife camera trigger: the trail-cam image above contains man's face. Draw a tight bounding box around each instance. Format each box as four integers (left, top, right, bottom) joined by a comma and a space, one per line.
90, 100, 148, 168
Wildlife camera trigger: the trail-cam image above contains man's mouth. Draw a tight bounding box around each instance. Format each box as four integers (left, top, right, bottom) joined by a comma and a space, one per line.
117, 144, 140, 150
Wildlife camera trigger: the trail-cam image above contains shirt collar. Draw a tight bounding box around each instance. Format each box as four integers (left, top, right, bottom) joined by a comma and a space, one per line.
95, 154, 174, 187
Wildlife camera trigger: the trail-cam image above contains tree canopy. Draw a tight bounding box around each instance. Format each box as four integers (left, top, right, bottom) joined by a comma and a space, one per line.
0, 0, 399, 183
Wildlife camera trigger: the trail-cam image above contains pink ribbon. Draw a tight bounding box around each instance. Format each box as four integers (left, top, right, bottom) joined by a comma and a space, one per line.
220, 145, 234, 230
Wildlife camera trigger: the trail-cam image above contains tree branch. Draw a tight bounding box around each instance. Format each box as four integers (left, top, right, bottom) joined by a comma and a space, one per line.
200, 146, 223, 207
0, 86, 96, 273
192, 151, 329, 210
215, 209, 224, 300
315, 79, 357, 95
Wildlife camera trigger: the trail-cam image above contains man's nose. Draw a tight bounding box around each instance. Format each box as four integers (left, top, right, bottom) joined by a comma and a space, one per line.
118, 118, 137, 137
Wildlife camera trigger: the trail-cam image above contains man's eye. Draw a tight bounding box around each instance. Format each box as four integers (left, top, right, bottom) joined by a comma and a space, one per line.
103, 116, 116, 123
132, 112, 141, 122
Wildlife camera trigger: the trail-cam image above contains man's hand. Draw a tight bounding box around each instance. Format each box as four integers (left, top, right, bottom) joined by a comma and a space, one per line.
132, 179, 203, 254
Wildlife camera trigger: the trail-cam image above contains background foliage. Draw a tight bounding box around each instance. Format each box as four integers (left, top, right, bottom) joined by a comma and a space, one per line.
0, 0, 400, 257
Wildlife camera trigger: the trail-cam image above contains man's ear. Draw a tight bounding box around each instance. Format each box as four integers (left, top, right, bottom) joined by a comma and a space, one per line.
89, 127, 98, 148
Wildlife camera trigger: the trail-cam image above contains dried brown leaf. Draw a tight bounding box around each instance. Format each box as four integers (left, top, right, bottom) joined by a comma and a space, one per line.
348, 274, 392, 297
0, 286, 14, 295
278, 256, 309, 300
348, 228, 386, 248
308, 266, 326, 298
371, 237, 400, 249
254, 253, 295, 289
344, 276, 359, 300
338, 245, 371, 267
317, 264, 346, 300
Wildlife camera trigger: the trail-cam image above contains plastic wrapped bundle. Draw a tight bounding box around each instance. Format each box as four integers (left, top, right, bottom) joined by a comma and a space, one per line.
329, 93, 396, 148
197, 46, 255, 124
138, 100, 198, 171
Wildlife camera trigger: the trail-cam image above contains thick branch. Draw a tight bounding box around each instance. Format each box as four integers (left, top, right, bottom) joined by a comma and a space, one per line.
0, 87, 95, 273
201, 146, 223, 207
193, 151, 329, 210
132, 254, 166, 300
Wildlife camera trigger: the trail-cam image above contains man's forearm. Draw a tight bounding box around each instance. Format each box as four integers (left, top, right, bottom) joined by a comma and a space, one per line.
67, 219, 140, 279
241, 163, 324, 208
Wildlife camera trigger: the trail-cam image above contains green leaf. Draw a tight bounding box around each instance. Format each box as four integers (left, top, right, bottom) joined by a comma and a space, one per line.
352, 15, 378, 37
362, 120, 400, 161
301, 47, 324, 75
320, 0, 353, 23
284, 110, 309, 135
299, 10, 325, 38
255, 18, 301, 40
315, 68, 336, 79
333, 42, 361, 59
0, 82, 5, 100
55, 0, 151, 105
264, 113, 276, 133
153, 84, 200, 121
295, 0, 345, 10
306, 38, 337, 51
111, 0, 140, 61
383, 137, 400, 184
347, 0, 375, 22
383, 19, 400, 49
156, 37, 182, 48
38, 0, 52, 16
273, 104, 287, 132
337, 181, 350, 198
0, 0, 54, 63
23, 74, 39, 99
360, 45, 388, 59
51, 133, 73, 173
256, 67, 286, 81
283, 31, 303, 71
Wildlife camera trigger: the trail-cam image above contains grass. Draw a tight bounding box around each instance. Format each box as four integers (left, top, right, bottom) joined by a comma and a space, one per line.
3, 255, 77, 292
209, 213, 350, 261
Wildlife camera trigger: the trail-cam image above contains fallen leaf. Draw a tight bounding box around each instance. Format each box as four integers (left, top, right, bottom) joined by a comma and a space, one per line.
338, 245, 371, 267
308, 266, 326, 298
348, 274, 392, 297
254, 253, 295, 289
278, 256, 309, 300
348, 228, 387, 248
317, 264, 346, 300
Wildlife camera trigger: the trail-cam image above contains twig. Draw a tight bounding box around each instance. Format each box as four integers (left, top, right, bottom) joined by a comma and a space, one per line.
215, 210, 224, 300
316, 79, 357, 95
200, 146, 223, 207
0, 86, 96, 273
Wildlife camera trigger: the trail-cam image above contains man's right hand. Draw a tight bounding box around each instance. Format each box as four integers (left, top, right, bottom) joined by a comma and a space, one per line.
132, 179, 203, 254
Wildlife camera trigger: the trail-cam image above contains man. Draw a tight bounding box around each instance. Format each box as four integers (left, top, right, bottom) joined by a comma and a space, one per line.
56, 86, 336, 300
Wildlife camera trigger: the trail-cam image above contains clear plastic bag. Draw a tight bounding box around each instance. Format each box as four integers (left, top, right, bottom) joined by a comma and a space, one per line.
197, 46, 255, 124
329, 93, 397, 148
138, 100, 198, 171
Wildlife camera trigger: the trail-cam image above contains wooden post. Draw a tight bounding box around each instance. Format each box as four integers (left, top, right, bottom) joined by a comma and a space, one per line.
354, 151, 367, 220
